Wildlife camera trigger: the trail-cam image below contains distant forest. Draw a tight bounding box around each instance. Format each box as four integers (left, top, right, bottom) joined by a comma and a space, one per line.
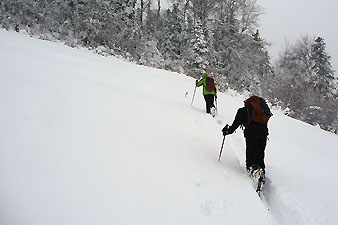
1, 0, 337, 133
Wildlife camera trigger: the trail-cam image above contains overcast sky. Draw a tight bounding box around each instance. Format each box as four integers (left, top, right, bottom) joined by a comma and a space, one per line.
256, 0, 338, 75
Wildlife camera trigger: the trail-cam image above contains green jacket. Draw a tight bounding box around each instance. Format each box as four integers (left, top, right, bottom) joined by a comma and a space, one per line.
196, 73, 217, 96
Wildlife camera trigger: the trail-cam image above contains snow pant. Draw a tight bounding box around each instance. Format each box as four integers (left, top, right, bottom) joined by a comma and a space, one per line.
245, 135, 267, 170
244, 122, 268, 170
203, 94, 215, 114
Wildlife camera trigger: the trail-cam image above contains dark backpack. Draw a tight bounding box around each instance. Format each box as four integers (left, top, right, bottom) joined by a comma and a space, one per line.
244, 96, 273, 125
205, 77, 215, 91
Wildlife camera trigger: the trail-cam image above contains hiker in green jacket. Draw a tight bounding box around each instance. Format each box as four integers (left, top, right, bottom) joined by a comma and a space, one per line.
196, 72, 217, 115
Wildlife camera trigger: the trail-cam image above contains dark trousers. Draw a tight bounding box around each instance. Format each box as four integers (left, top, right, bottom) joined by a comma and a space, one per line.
245, 136, 267, 170
203, 94, 215, 113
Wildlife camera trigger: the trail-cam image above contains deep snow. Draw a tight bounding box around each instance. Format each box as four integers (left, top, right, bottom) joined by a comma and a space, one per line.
0, 29, 337, 225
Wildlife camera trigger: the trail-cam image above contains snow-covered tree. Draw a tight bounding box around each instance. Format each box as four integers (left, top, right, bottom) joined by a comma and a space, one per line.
183, 19, 210, 78
310, 37, 336, 96
139, 40, 164, 68
156, 3, 185, 71
273, 35, 337, 133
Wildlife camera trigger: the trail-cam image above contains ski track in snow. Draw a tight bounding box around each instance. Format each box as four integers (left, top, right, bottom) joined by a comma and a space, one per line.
224, 128, 310, 225
262, 179, 302, 225
193, 100, 319, 225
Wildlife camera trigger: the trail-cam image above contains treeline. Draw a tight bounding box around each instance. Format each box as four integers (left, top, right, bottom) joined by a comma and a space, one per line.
271, 36, 337, 132
1, 0, 337, 133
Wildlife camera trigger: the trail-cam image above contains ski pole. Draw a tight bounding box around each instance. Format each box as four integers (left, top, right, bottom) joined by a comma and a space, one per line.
191, 85, 197, 105
218, 135, 226, 161
215, 97, 218, 114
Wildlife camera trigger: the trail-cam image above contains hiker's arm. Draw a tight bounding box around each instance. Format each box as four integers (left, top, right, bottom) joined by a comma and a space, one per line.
228, 107, 246, 134
196, 78, 204, 87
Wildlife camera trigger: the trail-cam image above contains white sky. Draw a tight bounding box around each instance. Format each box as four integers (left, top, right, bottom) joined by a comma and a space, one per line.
256, 0, 338, 75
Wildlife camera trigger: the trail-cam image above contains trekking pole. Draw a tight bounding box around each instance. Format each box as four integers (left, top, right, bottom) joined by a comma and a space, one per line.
218, 135, 226, 161
215, 97, 218, 114
191, 86, 197, 105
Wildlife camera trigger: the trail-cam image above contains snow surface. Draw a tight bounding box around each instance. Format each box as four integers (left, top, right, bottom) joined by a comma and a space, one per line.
0, 29, 338, 225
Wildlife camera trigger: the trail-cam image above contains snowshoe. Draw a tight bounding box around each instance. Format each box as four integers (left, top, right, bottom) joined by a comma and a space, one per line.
251, 168, 260, 179
256, 169, 265, 196
246, 165, 266, 196
247, 164, 260, 179
211, 107, 217, 117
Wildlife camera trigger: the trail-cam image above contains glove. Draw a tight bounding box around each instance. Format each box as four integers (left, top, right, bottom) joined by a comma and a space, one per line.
222, 125, 230, 136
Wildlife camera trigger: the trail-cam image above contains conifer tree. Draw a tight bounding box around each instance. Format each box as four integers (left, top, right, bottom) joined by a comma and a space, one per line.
310, 37, 336, 96
184, 19, 209, 77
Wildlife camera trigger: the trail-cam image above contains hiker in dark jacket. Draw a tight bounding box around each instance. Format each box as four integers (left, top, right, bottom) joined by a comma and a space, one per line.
196, 73, 217, 115
222, 96, 271, 174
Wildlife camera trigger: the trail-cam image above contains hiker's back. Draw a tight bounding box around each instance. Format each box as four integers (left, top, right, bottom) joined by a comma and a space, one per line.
205, 77, 215, 92
244, 96, 272, 126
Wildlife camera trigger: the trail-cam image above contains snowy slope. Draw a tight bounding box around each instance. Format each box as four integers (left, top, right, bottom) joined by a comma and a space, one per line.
0, 29, 337, 225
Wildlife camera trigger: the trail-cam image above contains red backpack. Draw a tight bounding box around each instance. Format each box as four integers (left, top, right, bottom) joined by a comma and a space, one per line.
244, 96, 273, 125
205, 77, 215, 91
